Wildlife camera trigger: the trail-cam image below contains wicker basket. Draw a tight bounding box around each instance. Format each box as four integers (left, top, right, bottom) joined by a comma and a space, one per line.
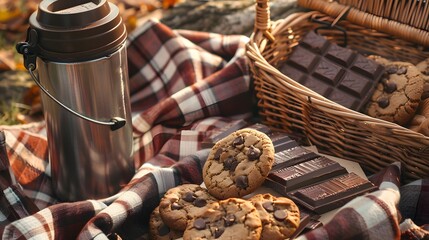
246, 0, 429, 182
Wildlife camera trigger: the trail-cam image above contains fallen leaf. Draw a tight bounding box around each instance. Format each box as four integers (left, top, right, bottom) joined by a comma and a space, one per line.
0, 7, 20, 23
162, 0, 182, 9
0, 50, 16, 71
125, 14, 138, 32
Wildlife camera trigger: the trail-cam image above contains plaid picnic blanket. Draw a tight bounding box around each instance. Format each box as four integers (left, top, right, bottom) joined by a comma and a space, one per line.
0, 19, 428, 239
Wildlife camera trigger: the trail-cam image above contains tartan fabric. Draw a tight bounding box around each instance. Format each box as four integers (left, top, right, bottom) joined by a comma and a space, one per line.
0, 19, 428, 239
399, 178, 429, 226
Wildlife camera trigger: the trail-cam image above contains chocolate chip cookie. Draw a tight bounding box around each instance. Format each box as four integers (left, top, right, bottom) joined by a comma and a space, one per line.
159, 184, 218, 231
149, 206, 184, 240
203, 128, 275, 199
416, 57, 429, 100
249, 193, 301, 240
366, 60, 424, 126
183, 198, 262, 240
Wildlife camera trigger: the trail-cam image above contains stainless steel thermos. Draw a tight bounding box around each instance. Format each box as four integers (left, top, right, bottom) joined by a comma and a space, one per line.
16, 0, 134, 201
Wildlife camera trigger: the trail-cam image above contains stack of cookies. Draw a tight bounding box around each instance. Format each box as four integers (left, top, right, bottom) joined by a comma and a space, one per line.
149, 129, 302, 240
365, 56, 429, 136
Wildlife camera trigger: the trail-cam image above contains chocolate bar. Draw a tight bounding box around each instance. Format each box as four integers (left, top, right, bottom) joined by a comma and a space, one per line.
268, 131, 299, 152
201, 122, 274, 149
279, 31, 385, 111
272, 146, 319, 171
290, 214, 311, 239
201, 120, 250, 148
290, 208, 322, 238
265, 156, 347, 194
304, 218, 323, 233
288, 172, 378, 214
246, 123, 272, 135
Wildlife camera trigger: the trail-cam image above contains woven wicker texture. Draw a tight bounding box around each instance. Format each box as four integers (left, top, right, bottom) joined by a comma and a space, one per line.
246, 0, 429, 182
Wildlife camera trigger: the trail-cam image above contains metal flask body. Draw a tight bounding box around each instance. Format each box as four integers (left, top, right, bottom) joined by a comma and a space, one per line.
16, 0, 135, 201
38, 45, 134, 201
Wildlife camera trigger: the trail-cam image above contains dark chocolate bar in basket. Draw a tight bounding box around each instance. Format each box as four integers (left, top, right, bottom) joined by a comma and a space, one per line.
279, 30, 385, 112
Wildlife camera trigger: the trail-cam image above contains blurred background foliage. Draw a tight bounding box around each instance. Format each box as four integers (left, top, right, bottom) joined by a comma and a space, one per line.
0, 0, 182, 125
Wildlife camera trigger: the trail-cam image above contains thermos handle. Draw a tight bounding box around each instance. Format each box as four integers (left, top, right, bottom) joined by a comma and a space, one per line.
28, 67, 127, 131
16, 29, 126, 131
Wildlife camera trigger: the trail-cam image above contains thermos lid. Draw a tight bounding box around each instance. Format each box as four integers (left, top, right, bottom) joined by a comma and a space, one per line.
28, 0, 127, 62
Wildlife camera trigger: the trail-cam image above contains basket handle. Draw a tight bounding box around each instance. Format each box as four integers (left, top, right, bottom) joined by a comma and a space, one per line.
297, 0, 429, 47
254, 0, 275, 42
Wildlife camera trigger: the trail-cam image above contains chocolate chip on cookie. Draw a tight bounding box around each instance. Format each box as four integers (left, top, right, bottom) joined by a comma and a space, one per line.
247, 145, 261, 160
232, 135, 244, 147
183, 192, 197, 202
183, 198, 262, 240
249, 193, 301, 240
203, 128, 275, 199
158, 184, 218, 231
223, 156, 238, 171
149, 206, 184, 240
193, 218, 207, 230
383, 81, 397, 94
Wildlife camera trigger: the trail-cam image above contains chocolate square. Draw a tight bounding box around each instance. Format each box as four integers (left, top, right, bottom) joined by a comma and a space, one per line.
313, 59, 344, 84
288, 46, 318, 72
326, 44, 354, 66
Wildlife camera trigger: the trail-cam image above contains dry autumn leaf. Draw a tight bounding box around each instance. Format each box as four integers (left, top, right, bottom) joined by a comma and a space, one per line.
0, 49, 16, 71
0, 7, 20, 23
162, 0, 182, 9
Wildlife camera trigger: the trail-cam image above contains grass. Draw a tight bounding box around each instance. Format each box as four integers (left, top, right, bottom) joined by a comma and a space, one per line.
0, 99, 30, 125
